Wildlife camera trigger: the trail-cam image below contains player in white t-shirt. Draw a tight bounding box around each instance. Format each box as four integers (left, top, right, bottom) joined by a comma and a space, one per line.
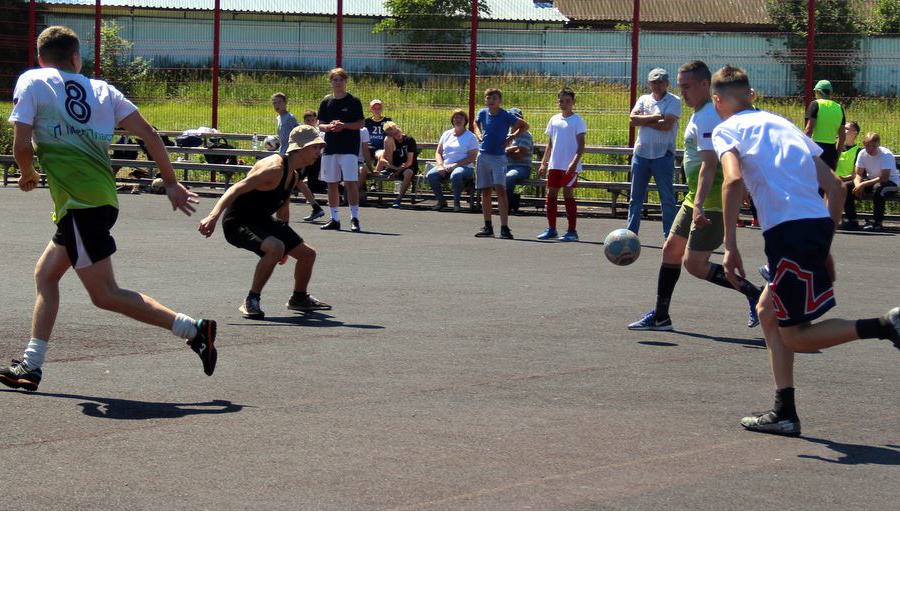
537, 87, 587, 242
849, 132, 898, 232
711, 65, 900, 437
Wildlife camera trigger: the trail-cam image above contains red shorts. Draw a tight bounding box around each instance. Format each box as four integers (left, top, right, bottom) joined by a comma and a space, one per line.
547, 169, 578, 189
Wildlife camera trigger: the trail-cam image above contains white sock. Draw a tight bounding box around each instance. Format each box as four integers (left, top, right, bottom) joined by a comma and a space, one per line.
350, 204, 359, 219
171, 313, 198, 340
330, 207, 340, 221
22, 338, 48, 371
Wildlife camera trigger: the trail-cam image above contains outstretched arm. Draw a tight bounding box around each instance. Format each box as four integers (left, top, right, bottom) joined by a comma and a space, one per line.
198, 167, 279, 237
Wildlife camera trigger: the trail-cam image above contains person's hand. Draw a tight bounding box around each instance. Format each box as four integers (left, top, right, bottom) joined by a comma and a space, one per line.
278, 254, 290, 265
825, 253, 836, 282
723, 246, 746, 290
852, 184, 866, 199
692, 204, 710, 229
198, 213, 218, 237
538, 164, 547, 177
18, 167, 40, 192
166, 182, 199, 215
332, 120, 345, 132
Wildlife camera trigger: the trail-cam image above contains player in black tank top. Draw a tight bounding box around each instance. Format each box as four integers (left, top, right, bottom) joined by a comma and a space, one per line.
198, 125, 333, 319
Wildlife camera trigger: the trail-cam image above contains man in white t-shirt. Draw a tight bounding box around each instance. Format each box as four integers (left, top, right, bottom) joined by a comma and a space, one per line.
536, 87, 587, 242
627, 68, 682, 238
1, 26, 217, 393
849, 132, 898, 232
711, 65, 899, 437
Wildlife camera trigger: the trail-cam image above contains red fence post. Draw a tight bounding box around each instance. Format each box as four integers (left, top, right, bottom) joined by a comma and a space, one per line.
27, 0, 36, 68
805, 0, 815, 105
468, 0, 478, 129
212, 0, 220, 130
336, 0, 343, 67
628, 0, 640, 148
94, 0, 101, 78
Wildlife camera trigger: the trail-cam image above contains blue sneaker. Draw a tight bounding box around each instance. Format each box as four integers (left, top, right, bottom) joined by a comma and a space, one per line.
536, 228, 558, 240
758, 264, 771, 283
391, 199, 401, 208
747, 298, 760, 328
558, 230, 579, 242
627, 310, 673, 331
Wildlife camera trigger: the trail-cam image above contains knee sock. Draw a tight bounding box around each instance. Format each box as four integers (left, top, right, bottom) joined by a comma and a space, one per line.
330, 207, 340, 221
22, 338, 48, 371
654, 264, 681, 320
171, 312, 198, 340
350, 204, 359, 220
546, 195, 558, 230
707, 264, 762, 300
564, 197, 577, 232
856, 316, 895, 340
774, 387, 797, 419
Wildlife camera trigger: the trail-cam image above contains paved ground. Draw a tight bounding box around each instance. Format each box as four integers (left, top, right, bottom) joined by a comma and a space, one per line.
0, 188, 898, 510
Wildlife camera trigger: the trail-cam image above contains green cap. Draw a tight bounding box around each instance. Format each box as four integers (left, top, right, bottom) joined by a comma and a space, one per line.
814, 80, 832, 93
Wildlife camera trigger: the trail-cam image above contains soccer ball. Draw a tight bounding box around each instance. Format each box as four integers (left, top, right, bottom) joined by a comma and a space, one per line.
263, 135, 280, 151
603, 228, 641, 266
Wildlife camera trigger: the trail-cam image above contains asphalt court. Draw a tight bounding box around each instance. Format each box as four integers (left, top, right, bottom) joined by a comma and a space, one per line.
0, 188, 897, 510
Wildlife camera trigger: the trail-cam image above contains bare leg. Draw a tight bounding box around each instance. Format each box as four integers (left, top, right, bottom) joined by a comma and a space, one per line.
327, 182, 341, 210
495, 185, 509, 228
758, 285, 794, 390
31, 242, 72, 341
297, 180, 317, 207
780, 319, 860, 353
345, 180, 359, 207
481, 188, 493, 224
249, 237, 286, 295
287, 242, 316, 294
682, 248, 713, 279
397, 169, 414, 199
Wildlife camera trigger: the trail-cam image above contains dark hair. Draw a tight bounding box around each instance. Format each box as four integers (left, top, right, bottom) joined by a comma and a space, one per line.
484, 88, 502, 100
271, 92, 287, 103
557, 87, 575, 101
37, 26, 80, 66
678, 60, 712, 84
711, 65, 751, 98
450, 108, 468, 127
302, 110, 317, 120
328, 67, 349, 81
846, 121, 860, 133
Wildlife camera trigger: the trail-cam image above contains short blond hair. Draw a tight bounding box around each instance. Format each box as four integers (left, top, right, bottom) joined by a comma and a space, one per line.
863, 132, 881, 146
382, 121, 399, 134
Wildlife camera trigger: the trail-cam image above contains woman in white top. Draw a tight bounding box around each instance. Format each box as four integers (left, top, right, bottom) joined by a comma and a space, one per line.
426, 109, 479, 211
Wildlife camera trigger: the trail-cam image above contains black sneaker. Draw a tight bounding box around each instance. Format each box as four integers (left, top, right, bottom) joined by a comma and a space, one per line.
320, 219, 341, 231
0, 359, 42, 392
474, 226, 494, 238
350, 217, 361, 233
740, 410, 801, 436
863, 222, 884, 232
188, 319, 217, 376
499, 226, 514, 240
286, 293, 332, 312
838, 220, 860, 231
885, 307, 900, 349
303, 206, 326, 222
239, 296, 264, 319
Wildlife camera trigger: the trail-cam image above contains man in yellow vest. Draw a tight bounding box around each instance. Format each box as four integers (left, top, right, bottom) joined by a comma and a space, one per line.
804, 80, 845, 170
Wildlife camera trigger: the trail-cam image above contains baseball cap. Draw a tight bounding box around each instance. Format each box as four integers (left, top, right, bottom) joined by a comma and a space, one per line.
814, 80, 832, 93
286, 125, 326, 154
648, 68, 668, 82
509, 107, 523, 118
369, 98, 383, 107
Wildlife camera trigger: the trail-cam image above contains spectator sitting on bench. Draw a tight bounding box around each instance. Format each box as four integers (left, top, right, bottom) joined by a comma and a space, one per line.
836, 121, 862, 229
425, 109, 478, 212
504, 107, 533, 214
375, 121, 418, 208
846, 132, 898, 232
299, 110, 327, 222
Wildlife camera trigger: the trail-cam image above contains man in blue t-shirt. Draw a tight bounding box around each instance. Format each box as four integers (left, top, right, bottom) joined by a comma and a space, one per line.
474, 88, 529, 239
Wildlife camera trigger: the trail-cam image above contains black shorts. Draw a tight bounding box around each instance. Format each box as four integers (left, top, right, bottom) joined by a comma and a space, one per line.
222, 217, 302, 258
52, 205, 118, 269
763, 217, 835, 327
816, 142, 839, 170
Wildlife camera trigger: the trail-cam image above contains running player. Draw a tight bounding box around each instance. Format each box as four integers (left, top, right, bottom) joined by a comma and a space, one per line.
198, 125, 332, 319
628, 61, 762, 332
1, 26, 216, 392
711, 65, 900, 436
536, 87, 586, 242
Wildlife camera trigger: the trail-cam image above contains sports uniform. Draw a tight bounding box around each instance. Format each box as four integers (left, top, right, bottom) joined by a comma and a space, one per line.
538, 111, 586, 240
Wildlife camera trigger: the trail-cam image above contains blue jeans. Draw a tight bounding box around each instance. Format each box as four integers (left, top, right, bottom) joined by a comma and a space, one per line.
426, 165, 474, 204
627, 152, 678, 238
505, 164, 531, 209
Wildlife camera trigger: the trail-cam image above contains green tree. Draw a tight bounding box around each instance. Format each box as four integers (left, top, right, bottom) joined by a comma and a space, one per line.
873, 0, 900, 33
82, 20, 151, 97
374, 0, 490, 75
765, 0, 862, 95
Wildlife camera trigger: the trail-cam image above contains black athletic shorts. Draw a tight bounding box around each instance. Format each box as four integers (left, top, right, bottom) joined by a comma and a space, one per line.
52, 205, 118, 269
763, 217, 835, 327
222, 217, 302, 258
816, 142, 839, 170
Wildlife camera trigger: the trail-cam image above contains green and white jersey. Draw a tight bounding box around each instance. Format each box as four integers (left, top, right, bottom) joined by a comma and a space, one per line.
681, 100, 724, 211
9, 67, 138, 222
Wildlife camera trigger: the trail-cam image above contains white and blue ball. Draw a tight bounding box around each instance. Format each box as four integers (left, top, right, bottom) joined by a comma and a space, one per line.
603, 228, 641, 266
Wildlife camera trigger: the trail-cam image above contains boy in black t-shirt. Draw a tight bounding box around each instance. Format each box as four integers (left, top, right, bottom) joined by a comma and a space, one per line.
375, 121, 418, 208
317, 68, 366, 232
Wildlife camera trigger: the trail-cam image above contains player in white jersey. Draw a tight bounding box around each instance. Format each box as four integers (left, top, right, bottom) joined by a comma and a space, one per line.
1, 26, 216, 392
711, 65, 899, 436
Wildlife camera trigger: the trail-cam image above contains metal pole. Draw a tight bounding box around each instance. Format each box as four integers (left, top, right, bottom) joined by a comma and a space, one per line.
28, 0, 36, 68
468, 0, 478, 130
805, 0, 816, 105
212, 0, 220, 130
336, 0, 343, 67
94, 0, 101, 77
628, 0, 641, 147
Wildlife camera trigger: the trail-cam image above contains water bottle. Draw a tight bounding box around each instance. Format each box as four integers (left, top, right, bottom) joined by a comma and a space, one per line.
251, 132, 259, 151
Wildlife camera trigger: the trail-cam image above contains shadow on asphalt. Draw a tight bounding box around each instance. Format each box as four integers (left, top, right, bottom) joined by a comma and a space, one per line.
231, 313, 385, 329
672, 330, 767, 348
798, 438, 900, 465
0, 390, 243, 420
637, 340, 679, 347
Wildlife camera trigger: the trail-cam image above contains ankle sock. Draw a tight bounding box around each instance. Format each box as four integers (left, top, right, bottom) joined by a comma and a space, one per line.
330, 207, 340, 221
350, 204, 359, 219
172, 313, 198, 340
856, 317, 893, 340
22, 338, 48, 371
774, 387, 797, 419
